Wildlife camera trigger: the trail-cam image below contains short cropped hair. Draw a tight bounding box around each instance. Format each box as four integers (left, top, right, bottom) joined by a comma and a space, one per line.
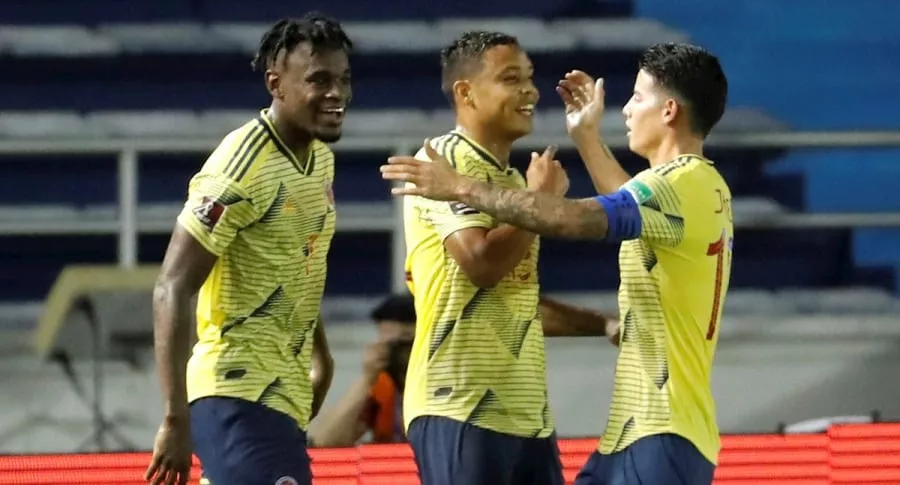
251, 12, 353, 72
440, 31, 519, 104
638, 42, 728, 137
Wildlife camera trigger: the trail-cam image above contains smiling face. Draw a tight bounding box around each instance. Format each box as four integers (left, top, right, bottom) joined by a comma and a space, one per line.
266, 43, 352, 143
464, 44, 539, 140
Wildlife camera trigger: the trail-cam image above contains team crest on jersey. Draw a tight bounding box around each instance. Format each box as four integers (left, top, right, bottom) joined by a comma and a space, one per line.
192, 196, 226, 230
274, 477, 298, 485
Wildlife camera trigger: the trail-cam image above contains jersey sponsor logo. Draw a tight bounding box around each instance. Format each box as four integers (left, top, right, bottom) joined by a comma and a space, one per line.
274, 477, 299, 485
192, 196, 226, 230
448, 201, 479, 216
626, 180, 653, 204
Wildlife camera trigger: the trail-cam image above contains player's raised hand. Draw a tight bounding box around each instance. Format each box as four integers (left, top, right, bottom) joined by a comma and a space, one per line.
556, 70, 605, 136
381, 139, 466, 201
145, 416, 192, 485
526, 145, 569, 197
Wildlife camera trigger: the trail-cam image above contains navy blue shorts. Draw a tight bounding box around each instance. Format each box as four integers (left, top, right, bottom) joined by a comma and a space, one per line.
190, 397, 311, 485
407, 415, 564, 485
574, 434, 715, 485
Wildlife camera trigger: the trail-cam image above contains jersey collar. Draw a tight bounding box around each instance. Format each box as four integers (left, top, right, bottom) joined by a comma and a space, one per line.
450, 129, 506, 171
258, 109, 315, 175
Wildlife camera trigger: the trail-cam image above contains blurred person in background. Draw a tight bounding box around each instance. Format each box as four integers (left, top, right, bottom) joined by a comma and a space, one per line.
310, 294, 416, 447
145, 12, 352, 485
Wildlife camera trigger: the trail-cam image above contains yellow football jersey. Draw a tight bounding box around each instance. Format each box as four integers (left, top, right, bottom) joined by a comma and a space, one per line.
599, 155, 732, 464
179, 110, 337, 429
402, 130, 553, 439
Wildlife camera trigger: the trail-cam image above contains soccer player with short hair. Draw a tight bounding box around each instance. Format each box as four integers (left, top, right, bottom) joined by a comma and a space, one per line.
145, 13, 352, 485
401, 31, 616, 485
383, 42, 732, 485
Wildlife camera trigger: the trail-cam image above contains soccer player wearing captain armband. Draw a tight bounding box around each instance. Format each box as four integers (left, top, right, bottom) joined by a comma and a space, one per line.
382, 42, 732, 485
145, 13, 352, 485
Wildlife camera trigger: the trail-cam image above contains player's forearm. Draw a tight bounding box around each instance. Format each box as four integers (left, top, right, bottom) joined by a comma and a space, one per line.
539, 297, 612, 337
571, 131, 631, 194
308, 376, 374, 448
478, 224, 536, 281
152, 279, 193, 418
310, 317, 335, 420
455, 180, 609, 240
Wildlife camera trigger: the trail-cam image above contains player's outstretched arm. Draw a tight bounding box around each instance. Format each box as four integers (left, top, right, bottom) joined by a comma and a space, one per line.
382, 140, 620, 241
310, 316, 335, 421
383, 157, 609, 240
146, 226, 217, 485
453, 180, 610, 240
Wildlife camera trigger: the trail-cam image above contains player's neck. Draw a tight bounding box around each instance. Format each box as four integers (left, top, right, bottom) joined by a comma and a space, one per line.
454, 123, 512, 168
647, 133, 704, 167
267, 105, 312, 159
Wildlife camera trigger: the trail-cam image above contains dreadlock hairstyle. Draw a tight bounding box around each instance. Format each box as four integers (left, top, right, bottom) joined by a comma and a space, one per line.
251, 12, 353, 72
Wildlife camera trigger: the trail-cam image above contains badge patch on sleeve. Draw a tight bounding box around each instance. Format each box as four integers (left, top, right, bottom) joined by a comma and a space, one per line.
625, 180, 654, 204
448, 201, 479, 216
193, 196, 226, 230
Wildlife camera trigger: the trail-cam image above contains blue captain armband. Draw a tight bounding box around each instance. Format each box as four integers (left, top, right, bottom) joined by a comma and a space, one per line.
592, 189, 643, 242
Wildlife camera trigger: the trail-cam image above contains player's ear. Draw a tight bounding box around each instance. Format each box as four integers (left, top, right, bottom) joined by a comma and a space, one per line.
661, 98, 679, 125
265, 70, 283, 99
452, 80, 474, 108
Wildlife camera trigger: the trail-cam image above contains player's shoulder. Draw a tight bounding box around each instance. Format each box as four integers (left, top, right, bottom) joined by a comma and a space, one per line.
636, 155, 721, 191
413, 131, 456, 160
652, 154, 709, 178
415, 131, 484, 174
202, 117, 275, 186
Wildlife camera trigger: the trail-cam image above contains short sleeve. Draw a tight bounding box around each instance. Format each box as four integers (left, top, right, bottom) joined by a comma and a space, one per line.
622, 170, 686, 248
411, 143, 494, 241
177, 171, 261, 256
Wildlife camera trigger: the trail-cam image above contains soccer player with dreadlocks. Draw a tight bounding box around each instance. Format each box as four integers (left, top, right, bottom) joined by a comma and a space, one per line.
145, 12, 352, 485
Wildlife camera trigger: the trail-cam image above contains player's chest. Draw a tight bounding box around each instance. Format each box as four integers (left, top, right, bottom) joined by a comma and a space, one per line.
489, 168, 526, 190
256, 172, 336, 247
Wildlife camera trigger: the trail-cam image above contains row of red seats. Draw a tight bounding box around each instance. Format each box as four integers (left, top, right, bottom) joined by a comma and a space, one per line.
1, 423, 898, 484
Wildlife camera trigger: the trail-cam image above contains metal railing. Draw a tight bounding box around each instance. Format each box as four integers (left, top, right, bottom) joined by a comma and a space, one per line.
2, 130, 900, 293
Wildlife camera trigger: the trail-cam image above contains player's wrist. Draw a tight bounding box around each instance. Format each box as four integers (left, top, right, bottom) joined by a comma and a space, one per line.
453, 176, 477, 201
163, 402, 190, 420
571, 127, 604, 149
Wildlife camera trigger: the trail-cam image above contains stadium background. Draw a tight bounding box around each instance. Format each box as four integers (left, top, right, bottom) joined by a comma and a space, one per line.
1, 0, 900, 483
